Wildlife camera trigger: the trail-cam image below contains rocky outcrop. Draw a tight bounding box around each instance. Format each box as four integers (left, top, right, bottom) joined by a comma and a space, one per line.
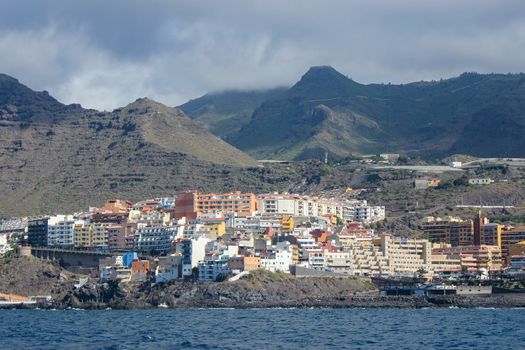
51, 270, 525, 309
0, 255, 65, 296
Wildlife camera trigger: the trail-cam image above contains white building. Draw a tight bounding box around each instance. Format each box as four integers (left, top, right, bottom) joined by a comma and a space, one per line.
308, 250, 325, 270
0, 234, 13, 255
352, 204, 385, 223
134, 225, 179, 253
155, 254, 183, 283
296, 237, 321, 260
260, 242, 294, 273
176, 236, 211, 276
198, 259, 230, 281
324, 251, 353, 274
257, 194, 343, 218
469, 178, 494, 185
47, 215, 76, 248
231, 215, 281, 230
182, 223, 204, 238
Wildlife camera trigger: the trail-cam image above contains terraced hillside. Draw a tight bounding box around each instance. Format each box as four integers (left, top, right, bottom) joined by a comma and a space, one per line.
0, 75, 299, 216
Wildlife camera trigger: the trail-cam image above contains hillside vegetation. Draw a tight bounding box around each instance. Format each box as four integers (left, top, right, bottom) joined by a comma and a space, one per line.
227, 66, 525, 160
179, 87, 286, 141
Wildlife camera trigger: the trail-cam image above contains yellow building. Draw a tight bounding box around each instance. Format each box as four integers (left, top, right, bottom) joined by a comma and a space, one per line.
73, 222, 110, 248
92, 223, 110, 248
501, 227, 525, 263
508, 241, 525, 266
204, 222, 226, 237
290, 244, 300, 264
74, 223, 91, 248
281, 216, 295, 232
432, 244, 502, 271
421, 217, 501, 247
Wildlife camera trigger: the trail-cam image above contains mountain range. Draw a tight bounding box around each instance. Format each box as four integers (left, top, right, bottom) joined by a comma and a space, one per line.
2, 66, 525, 215
182, 66, 525, 160
0, 74, 288, 216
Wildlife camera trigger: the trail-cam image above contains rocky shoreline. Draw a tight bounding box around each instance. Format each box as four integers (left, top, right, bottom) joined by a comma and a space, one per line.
3, 294, 525, 310
4, 279, 525, 310
2, 258, 525, 310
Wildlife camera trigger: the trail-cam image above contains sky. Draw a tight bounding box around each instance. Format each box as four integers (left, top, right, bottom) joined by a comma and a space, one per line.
1, 0, 524, 110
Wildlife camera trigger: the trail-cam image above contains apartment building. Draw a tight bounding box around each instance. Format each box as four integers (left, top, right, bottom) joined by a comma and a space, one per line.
27, 217, 49, 247
47, 215, 76, 248
380, 234, 432, 275
421, 217, 474, 246
501, 227, 525, 265
175, 191, 257, 219
261, 242, 295, 273
323, 251, 353, 274
73, 222, 110, 249
175, 236, 210, 276
108, 222, 137, 251
347, 242, 390, 276
257, 194, 343, 218
134, 225, 179, 253
432, 244, 502, 271
257, 194, 384, 223
155, 254, 183, 283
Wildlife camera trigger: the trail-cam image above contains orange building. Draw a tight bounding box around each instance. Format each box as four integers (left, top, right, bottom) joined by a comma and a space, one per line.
501, 227, 525, 265
99, 199, 133, 214
243, 256, 261, 271
175, 191, 257, 219
131, 259, 151, 277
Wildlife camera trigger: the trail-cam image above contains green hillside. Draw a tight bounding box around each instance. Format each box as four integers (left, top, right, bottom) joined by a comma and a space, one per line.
178, 87, 286, 141
228, 66, 525, 160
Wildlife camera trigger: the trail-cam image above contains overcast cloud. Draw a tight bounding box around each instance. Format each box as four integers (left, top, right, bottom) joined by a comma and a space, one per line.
0, 0, 524, 110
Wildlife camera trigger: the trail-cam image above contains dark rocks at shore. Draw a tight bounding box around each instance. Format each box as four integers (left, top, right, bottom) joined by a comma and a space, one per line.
3, 265, 525, 310
45, 270, 525, 310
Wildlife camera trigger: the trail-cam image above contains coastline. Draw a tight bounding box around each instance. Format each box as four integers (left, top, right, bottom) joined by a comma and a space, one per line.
2, 257, 525, 311
3, 290, 525, 310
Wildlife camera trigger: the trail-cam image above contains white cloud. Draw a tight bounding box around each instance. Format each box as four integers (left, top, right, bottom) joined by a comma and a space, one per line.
0, 0, 524, 110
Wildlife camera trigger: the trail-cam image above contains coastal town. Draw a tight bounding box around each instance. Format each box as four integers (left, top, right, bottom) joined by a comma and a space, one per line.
1, 185, 525, 307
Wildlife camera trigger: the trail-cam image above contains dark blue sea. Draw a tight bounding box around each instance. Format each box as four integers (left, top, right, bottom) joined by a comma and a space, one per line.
1, 308, 524, 349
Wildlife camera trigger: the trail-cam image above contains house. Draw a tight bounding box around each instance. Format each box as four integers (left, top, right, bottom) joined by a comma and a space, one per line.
243, 256, 261, 271
131, 259, 151, 281
468, 178, 494, 185
175, 236, 210, 276
155, 254, 183, 283
261, 242, 294, 273
198, 258, 230, 281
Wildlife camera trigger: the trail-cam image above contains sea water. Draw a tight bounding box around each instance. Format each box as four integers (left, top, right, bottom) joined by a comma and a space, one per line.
1, 308, 524, 349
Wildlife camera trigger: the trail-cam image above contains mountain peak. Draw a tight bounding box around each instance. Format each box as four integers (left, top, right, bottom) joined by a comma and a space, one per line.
303, 65, 346, 78
0, 73, 20, 85
119, 97, 179, 116
289, 65, 363, 97
298, 66, 355, 85
0, 73, 65, 120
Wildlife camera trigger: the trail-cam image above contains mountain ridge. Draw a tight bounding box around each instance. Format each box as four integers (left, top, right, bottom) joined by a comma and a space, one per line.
0, 76, 270, 216
178, 87, 287, 140
226, 67, 525, 160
